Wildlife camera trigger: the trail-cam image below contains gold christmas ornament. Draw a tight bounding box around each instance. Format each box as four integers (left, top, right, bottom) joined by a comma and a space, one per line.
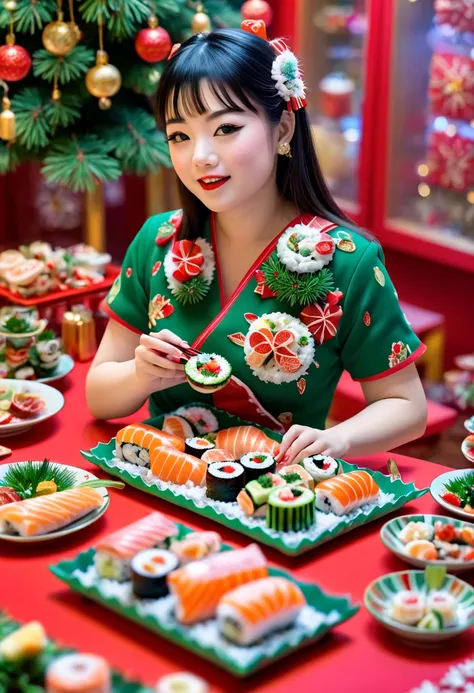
69, 22, 81, 42
0, 80, 15, 141
86, 50, 121, 100
52, 86, 61, 102
98, 96, 111, 110
3, 1, 18, 11
191, 3, 211, 33
42, 12, 77, 56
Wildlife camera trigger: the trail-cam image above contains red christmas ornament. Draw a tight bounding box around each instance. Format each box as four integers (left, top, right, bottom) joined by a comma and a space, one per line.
241, 0, 273, 27
427, 131, 474, 191
300, 293, 343, 345
0, 43, 31, 82
135, 25, 172, 63
434, 0, 474, 34
429, 53, 474, 122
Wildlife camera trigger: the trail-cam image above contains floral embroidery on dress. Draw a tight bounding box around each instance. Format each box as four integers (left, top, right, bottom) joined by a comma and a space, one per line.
148, 294, 174, 328
244, 312, 315, 384
297, 377, 306, 395
125, 267, 132, 278
363, 311, 371, 326
254, 269, 276, 298
388, 341, 411, 368
244, 312, 258, 324
278, 411, 293, 427
152, 261, 162, 277
155, 210, 182, 247
374, 266, 385, 287
299, 290, 343, 344
227, 332, 246, 347
106, 273, 121, 304
164, 237, 215, 305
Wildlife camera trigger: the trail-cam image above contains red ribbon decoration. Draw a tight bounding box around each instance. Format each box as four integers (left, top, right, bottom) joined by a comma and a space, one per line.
300, 291, 343, 345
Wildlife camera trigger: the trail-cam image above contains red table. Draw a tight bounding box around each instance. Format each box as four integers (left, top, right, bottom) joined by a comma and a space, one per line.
0, 362, 472, 693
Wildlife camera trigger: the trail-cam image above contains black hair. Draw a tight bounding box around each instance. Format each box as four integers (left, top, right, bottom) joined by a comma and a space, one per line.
156, 28, 374, 242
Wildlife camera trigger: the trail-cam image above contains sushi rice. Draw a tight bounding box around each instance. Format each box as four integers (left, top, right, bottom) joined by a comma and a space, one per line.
301, 455, 338, 483
185, 354, 232, 393
175, 406, 219, 434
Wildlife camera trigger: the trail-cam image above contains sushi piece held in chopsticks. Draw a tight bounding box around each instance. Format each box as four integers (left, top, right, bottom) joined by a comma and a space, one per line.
167, 543, 268, 624
300, 455, 339, 483
278, 464, 315, 491
314, 470, 379, 516
95, 511, 178, 581
237, 472, 287, 517
206, 461, 245, 502
391, 590, 426, 626
131, 548, 179, 599
185, 437, 215, 458
175, 405, 219, 434
201, 448, 233, 464
215, 426, 279, 459
0, 487, 103, 537
162, 414, 194, 440
267, 486, 315, 532
156, 672, 209, 693
240, 451, 276, 483
149, 444, 207, 487
184, 353, 232, 394
170, 531, 222, 564
45, 653, 111, 693
116, 423, 184, 467
0, 486, 21, 506
217, 576, 306, 645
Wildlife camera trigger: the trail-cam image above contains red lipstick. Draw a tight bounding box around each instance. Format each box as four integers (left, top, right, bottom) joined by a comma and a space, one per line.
198, 176, 230, 191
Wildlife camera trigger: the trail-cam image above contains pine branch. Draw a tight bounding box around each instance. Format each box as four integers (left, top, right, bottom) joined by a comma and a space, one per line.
11, 88, 51, 150
41, 134, 122, 191
173, 276, 209, 305
106, 108, 171, 174
106, 0, 151, 39
261, 255, 335, 307
0, 0, 55, 33
0, 140, 23, 174
33, 46, 96, 84
43, 93, 82, 130
78, 0, 112, 25
122, 61, 162, 96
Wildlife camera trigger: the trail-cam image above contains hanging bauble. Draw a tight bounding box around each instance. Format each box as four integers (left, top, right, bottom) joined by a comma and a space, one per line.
42, 13, 77, 56
191, 3, 211, 33
135, 16, 172, 63
241, 0, 273, 26
98, 97, 112, 110
4, 0, 18, 11
0, 40, 31, 82
69, 22, 82, 43
0, 95, 15, 141
86, 51, 121, 102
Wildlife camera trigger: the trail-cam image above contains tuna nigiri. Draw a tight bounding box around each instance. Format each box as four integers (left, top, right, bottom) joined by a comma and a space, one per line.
149, 443, 207, 487
0, 487, 103, 537
116, 423, 184, 467
314, 470, 379, 515
215, 426, 279, 459
217, 576, 306, 645
95, 511, 178, 581
167, 543, 268, 624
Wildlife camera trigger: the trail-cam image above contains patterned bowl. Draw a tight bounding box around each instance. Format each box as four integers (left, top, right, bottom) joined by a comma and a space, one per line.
461, 437, 474, 465
380, 514, 474, 574
364, 570, 474, 644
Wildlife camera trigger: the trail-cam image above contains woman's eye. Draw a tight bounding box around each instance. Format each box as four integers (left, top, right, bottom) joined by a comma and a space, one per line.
215, 124, 242, 136
166, 132, 189, 143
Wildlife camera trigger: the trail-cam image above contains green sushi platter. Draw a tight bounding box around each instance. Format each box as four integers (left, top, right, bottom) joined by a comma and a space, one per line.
80, 406, 428, 557
50, 523, 359, 677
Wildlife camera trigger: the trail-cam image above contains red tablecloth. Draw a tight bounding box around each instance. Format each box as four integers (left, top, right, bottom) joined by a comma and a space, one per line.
0, 362, 472, 693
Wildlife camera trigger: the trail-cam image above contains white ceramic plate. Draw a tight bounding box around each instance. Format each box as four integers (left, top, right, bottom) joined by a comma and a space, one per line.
0, 379, 64, 437
461, 438, 474, 465
464, 416, 474, 434
37, 354, 74, 384
0, 463, 109, 543
430, 469, 474, 520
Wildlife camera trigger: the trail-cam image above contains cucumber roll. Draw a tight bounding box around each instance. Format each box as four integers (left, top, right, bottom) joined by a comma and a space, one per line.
266, 486, 315, 532
206, 461, 245, 502
131, 548, 178, 599
185, 437, 215, 458
240, 451, 276, 483
184, 353, 232, 394
237, 472, 287, 517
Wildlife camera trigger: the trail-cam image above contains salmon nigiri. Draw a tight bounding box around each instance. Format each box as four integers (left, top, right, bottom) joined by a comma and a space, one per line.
0, 487, 103, 537
149, 443, 207, 487
116, 423, 184, 467
217, 576, 306, 645
314, 470, 379, 515
215, 426, 279, 459
167, 543, 268, 624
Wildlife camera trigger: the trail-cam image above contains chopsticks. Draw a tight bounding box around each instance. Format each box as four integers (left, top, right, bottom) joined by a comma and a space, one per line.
151, 342, 201, 363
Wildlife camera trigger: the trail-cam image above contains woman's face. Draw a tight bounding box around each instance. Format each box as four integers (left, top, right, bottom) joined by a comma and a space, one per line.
165, 82, 278, 213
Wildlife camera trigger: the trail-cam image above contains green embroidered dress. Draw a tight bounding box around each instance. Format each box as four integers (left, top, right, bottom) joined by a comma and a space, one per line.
104, 210, 426, 433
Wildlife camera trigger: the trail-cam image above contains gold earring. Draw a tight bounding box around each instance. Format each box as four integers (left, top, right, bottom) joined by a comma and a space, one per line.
278, 142, 292, 158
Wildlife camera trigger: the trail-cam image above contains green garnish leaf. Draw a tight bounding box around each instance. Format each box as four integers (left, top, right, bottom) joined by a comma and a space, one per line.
257, 474, 273, 488
0, 460, 76, 499
425, 564, 446, 591
1, 316, 33, 334
444, 471, 474, 507
280, 472, 301, 484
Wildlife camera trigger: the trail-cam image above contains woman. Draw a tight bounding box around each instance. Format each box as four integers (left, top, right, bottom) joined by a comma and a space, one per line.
86, 21, 427, 465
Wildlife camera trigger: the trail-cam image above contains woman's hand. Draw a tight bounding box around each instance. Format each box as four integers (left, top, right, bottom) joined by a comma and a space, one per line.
135, 330, 188, 394
275, 425, 349, 465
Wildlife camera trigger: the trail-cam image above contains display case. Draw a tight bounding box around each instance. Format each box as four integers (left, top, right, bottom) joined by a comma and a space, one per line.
373, 0, 474, 272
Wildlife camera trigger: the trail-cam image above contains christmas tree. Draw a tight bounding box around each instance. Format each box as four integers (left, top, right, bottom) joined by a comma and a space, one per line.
0, 0, 243, 191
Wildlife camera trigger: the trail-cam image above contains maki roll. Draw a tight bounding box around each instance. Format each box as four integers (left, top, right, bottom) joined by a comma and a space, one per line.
278, 464, 315, 491
184, 353, 232, 394
175, 405, 219, 434
201, 448, 233, 464
131, 548, 179, 599
237, 473, 286, 517
426, 591, 457, 626
206, 461, 245, 502
390, 590, 425, 626
301, 455, 339, 483
240, 451, 276, 482
45, 653, 111, 693
116, 423, 184, 467
162, 414, 194, 439
267, 486, 315, 532
185, 437, 215, 458
156, 673, 209, 693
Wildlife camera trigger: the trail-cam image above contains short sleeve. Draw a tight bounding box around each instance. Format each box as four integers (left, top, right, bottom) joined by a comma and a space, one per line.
338, 242, 426, 381
104, 218, 154, 334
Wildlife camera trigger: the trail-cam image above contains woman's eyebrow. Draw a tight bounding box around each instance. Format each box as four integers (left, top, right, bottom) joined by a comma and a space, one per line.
166, 107, 244, 126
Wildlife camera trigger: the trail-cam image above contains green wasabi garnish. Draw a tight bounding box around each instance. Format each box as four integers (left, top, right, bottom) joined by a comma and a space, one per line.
280, 472, 301, 484
257, 474, 273, 488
